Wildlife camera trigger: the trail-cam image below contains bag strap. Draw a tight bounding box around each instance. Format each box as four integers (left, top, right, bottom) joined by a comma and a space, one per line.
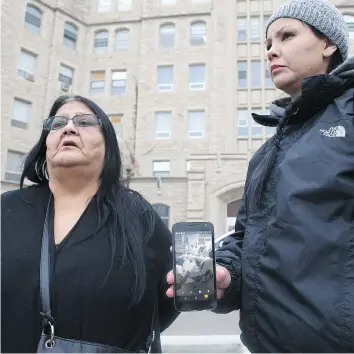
40, 194, 55, 330
39, 194, 157, 352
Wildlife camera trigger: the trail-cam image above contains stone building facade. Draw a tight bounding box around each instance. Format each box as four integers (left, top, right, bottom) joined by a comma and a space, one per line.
1, 0, 353, 236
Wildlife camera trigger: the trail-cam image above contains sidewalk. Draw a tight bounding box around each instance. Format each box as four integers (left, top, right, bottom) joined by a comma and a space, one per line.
161, 335, 249, 353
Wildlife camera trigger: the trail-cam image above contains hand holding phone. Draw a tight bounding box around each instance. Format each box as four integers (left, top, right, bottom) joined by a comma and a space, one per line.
171, 222, 218, 311
166, 260, 231, 301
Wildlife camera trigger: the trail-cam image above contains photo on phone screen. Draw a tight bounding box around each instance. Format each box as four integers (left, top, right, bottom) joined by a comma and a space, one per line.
172, 222, 217, 311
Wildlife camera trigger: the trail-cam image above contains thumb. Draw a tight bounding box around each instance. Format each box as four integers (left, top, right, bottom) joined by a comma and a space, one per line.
216, 265, 231, 290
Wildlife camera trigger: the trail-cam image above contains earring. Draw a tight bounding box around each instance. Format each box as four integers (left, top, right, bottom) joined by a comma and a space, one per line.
42, 161, 49, 180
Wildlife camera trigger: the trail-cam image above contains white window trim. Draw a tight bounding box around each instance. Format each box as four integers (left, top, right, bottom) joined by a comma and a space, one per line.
155, 131, 171, 139
188, 129, 205, 138
157, 83, 173, 91
189, 82, 205, 90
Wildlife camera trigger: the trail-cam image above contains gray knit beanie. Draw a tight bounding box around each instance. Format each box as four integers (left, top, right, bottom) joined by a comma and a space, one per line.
266, 0, 349, 62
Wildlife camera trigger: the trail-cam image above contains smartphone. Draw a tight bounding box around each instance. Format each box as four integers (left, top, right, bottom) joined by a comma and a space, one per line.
172, 222, 217, 311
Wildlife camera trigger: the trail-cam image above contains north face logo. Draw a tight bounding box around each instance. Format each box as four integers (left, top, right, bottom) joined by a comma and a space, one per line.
320, 125, 346, 138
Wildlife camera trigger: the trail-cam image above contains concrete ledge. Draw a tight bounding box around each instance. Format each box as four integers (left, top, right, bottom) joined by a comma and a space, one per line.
161, 335, 249, 353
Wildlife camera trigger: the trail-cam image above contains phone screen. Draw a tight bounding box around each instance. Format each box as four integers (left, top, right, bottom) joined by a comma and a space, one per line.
174, 230, 216, 303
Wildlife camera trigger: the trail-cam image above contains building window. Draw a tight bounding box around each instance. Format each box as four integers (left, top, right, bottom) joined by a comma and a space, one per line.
188, 110, 205, 138
237, 61, 247, 87
153, 161, 170, 177
117, 0, 132, 11
63, 22, 78, 49
152, 203, 170, 227
161, 0, 176, 5
251, 108, 262, 137
190, 21, 206, 46
344, 15, 354, 39
98, 0, 113, 12
94, 30, 109, 53
189, 64, 206, 90
12, 98, 31, 129
251, 60, 261, 87
59, 64, 73, 91
115, 29, 129, 51
18, 49, 36, 81
237, 17, 247, 41
237, 109, 248, 137
155, 111, 172, 139
250, 16, 260, 41
111, 70, 127, 95
157, 65, 174, 91
109, 114, 123, 137
5, 150, 26, 183
25, 4, 41, 33
159, 23, 175, 48
90, 71, 105, 95
264, 60, 272, 87
263, 15, 270, 34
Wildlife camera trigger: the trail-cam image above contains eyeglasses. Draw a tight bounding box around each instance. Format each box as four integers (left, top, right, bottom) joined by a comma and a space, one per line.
43, 114, 102, 131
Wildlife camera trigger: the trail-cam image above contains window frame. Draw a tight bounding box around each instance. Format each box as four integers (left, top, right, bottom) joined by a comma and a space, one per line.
157, 65, 174, 92
159, 23, 175, 48
63, 22, 78, 49
111, 70, 127, 95
152, 203, 170, 227
12, 98, 31, 130
155, 111, 172, 139
17, 49, 37, 80
4, 150, 26, 183
94, 30, 109, 54
115, 28, 130, 51
90, 71, 106, 95
188, 110, 205, 138
153, 160, 170, 178
190, 21, 207, 46
188, 63, 206, 91
24, 4, 42, 33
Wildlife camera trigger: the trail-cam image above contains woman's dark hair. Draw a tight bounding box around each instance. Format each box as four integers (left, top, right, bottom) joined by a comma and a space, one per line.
20, 95, 155, 306
251, 23, 344, 210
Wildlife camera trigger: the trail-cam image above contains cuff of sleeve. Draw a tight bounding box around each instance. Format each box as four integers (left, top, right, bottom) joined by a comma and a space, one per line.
213, 261, 241, 312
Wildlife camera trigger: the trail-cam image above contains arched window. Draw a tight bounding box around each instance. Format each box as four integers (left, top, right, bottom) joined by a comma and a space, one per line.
190, 21, 206, 45
159, 23, 175, 48
115, 29, 130, 51
344, 15, 354, 39
25, 4, 42, 33
94, 30, 109, 53
63, 22, 78, 49
153, 204, 170, 227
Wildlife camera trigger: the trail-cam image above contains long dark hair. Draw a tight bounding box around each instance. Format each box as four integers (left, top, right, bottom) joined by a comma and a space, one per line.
250, 24, 345, 210
20, 95, 155, 305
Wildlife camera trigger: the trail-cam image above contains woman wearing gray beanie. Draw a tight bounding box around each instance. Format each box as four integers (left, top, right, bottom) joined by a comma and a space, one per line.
167, 0, 354, 352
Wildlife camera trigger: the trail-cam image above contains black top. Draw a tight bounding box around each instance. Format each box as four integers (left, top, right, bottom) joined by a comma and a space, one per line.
1, 183, 179, 353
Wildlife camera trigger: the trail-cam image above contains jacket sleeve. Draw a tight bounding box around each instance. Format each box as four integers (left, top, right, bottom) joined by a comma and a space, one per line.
152, 212, 180, 332
212, 196, 246, 313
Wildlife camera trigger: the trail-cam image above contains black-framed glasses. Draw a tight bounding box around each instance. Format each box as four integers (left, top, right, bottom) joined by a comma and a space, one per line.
43, 114, 102, 131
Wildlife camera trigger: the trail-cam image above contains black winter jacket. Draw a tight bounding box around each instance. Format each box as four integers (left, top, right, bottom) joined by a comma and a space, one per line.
215, 57, 354, 352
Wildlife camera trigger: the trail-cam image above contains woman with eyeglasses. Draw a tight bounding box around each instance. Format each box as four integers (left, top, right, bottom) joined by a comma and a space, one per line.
1, 95, 179, 353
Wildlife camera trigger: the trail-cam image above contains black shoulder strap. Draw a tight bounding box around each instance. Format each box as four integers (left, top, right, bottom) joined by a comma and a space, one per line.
39, 194, 157, 352
40, 194, 55, 329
